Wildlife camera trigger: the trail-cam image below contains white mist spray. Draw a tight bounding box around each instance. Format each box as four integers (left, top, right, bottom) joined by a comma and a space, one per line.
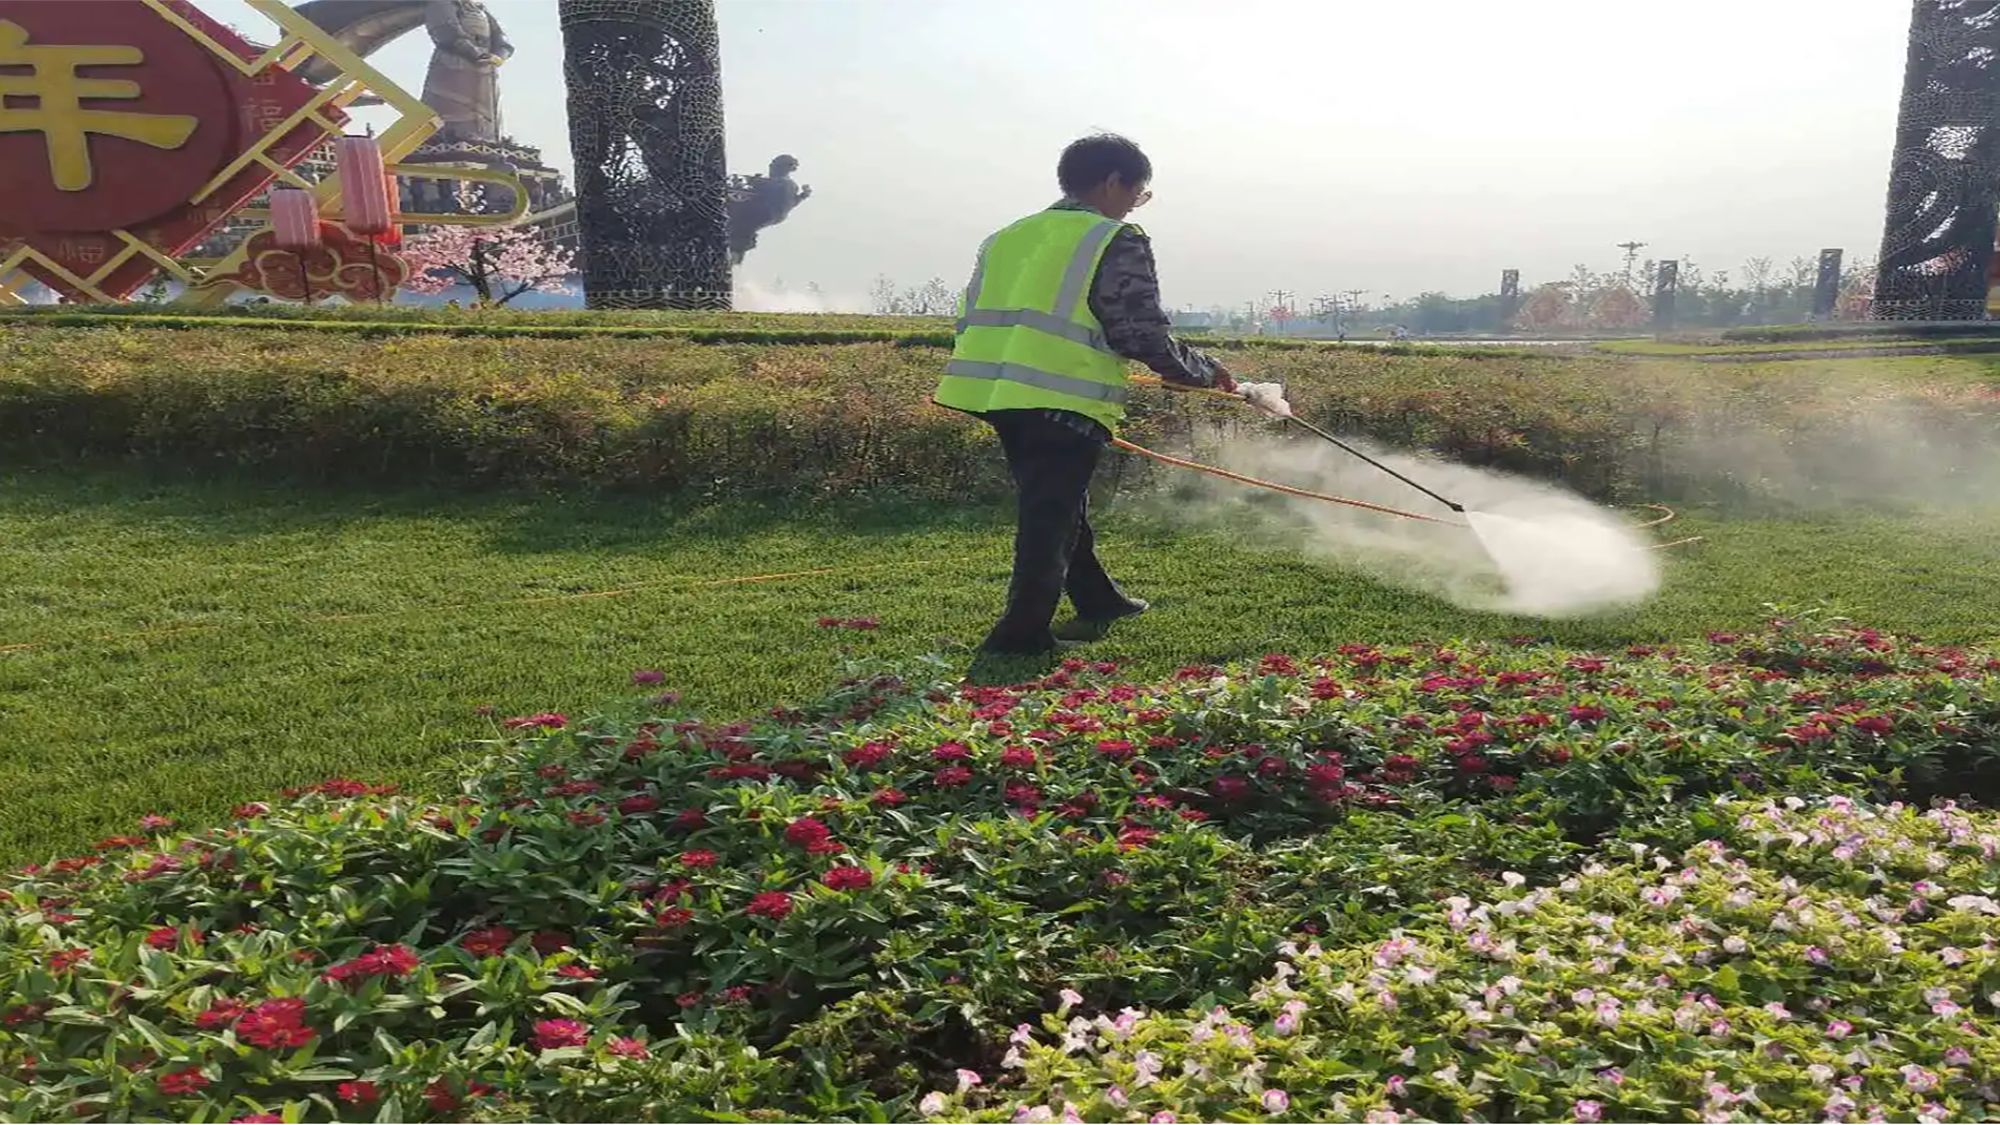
1139, 425, 1661, 618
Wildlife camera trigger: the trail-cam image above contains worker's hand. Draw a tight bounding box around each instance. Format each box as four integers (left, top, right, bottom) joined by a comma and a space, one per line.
1212, 365, 1238, 395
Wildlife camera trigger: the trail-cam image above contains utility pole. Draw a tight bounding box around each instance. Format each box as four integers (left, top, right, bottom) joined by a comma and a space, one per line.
1341, 288, 1366, 311
1617, 240, 1648, 283
1268, 289, 1294, 313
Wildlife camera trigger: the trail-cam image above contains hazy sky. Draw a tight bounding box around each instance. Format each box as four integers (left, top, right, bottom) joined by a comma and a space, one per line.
209, 0, 1910, 307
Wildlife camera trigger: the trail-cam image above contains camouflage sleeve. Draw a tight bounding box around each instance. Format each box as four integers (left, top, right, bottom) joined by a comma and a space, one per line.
1087, 228, 1230, 389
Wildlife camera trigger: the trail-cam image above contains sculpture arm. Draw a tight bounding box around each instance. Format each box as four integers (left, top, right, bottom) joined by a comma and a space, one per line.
424, 2, 486, 60
486, 7, 515, 60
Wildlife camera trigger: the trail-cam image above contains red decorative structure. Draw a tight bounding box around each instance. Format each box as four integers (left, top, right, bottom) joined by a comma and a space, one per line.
196, 221, 409, 303
0, 0, 348, 303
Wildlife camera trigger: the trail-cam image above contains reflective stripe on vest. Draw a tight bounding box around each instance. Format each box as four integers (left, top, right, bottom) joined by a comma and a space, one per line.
954, 219, 1120, 346
941, 359, 1130, 403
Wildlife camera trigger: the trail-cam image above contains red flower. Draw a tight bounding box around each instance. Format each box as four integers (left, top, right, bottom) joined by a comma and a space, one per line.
931, 742, 971, 762
424, 1080, 462, 1113
677, 991, 705, 1008
138, 813, 176, 831
194, 999, 243, 1030
673, 807, 709, 830
1210, 775, 1250, 801
806, 838, 846, 856
531, 932, 573, 956
230, 1116, 283, 1124
503, 712, 568, 730
999, 746, 1038, 768
933, 765, 973, 788
533, 1017, 591, 1049
1456, 754, 1490, 774
785, 817, 833, 847
557, 963, 599, 980
460, 926, 514, 958
157, 1066, 209, 1095
1567, 705, 1607, 724
1117, 826, 1158, 851
49, 948, 89, 973
237, 997, 316, 1050
568, 809, 607, 827
337, 1080, 380, 1105
655, 906, 695, 929
747, 891, 794, 920
843, 742, 892, 769
145, 926, 181, 950
871, 787, 908, 807
324, 943, 420, 985
619, 793, 661, 815
631, 669, 666, 686
822, 865, 873, 891
1096, 739, 1137, 762
680, 849, 719, 869
608, 1036, 651, 1059
1853, 715, 1894, 736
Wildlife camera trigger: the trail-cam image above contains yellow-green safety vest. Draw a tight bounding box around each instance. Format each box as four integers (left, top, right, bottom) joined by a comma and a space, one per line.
933, 208, 1135, 432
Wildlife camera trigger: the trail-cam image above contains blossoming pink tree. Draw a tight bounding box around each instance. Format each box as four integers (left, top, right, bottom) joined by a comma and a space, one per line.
398, 223, 576, 307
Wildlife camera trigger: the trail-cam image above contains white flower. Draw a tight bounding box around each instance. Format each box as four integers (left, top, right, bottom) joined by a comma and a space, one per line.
1014, 1107, 1054, 1124
1723, 935, 1749, 954
1107, 1087, 1129, 1108
1057, 988, 1084, 1010
1501, 871, 1526, 887
1133, 1050, 1162, 1086
920, 1092, 948, 1117
1002, 1048, 1025, 1069
1807, 1064, 1835, 1085
1010, 1023, 1035, 1046
1405, 965, 1437, 986
956, 1069, 983, 1093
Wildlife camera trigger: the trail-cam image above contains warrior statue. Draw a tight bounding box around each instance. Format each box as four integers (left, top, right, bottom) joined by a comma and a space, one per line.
291, 0, 515, 144
728, 155, 811, 265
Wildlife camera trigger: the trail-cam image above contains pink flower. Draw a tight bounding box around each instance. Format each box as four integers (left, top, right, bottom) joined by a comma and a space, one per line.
532, 1018, 590, 1049
956, 1068, 983, 1093
1150, 1115, 1178, 1125
1387, 1075, 1407, 1098
337, 1080, 380, 1105
607, 1036, 651, 1059
920, 1092, 948, 1117
631, 670, 665, 686
1826, 1019, 1853, 1039
1262, 1089, 1291, 1113
1573, 1101, 1604, 1123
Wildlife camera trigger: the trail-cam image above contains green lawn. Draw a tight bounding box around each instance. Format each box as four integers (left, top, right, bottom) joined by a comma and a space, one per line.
6, 465, 2000, 866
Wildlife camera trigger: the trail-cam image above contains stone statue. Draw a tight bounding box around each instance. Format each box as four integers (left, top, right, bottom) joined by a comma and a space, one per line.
422, 0, 512, 143
289, 0, 513, 145
728, 155, 811, 265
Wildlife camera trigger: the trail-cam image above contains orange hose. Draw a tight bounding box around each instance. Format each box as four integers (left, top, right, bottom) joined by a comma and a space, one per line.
1112, 437, 1468, 526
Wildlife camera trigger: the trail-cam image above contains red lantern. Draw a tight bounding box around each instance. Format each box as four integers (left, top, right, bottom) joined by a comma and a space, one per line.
269, 188, 322, 251
336, 135, 393, 237
377, 172, 404, 247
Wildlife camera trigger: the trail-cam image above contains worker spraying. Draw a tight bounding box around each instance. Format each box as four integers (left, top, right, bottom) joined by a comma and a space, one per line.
932, 134, 1244, 655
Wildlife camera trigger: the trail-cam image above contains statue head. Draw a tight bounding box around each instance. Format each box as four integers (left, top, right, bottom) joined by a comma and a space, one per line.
769, 154, 799, 177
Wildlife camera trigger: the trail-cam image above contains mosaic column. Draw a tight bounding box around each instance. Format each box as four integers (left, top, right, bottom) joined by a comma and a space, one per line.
558, 0, 732, 309
1873, 1, 2000, 320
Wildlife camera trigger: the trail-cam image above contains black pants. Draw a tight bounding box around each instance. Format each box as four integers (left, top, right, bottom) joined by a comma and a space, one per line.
979, 410, 1139, 653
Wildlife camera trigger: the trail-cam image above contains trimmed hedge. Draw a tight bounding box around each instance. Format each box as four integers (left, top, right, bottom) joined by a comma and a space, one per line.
5, 321, 1998, 507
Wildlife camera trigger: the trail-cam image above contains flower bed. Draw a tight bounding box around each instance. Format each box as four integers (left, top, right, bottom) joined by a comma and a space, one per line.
4, 616, 2000, 1121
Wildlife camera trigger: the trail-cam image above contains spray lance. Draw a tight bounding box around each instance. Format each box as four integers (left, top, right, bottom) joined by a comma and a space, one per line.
1127, 373, 1471, 517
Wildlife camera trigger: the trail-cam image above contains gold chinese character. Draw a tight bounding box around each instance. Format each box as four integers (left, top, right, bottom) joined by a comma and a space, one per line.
0, 20, 199, 192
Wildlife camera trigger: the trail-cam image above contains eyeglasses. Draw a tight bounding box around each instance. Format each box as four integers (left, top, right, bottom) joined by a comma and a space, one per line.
1132, 189, 1153, 209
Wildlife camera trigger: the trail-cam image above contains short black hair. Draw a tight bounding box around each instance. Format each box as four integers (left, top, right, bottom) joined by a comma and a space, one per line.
1057, 133, 1152, 197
